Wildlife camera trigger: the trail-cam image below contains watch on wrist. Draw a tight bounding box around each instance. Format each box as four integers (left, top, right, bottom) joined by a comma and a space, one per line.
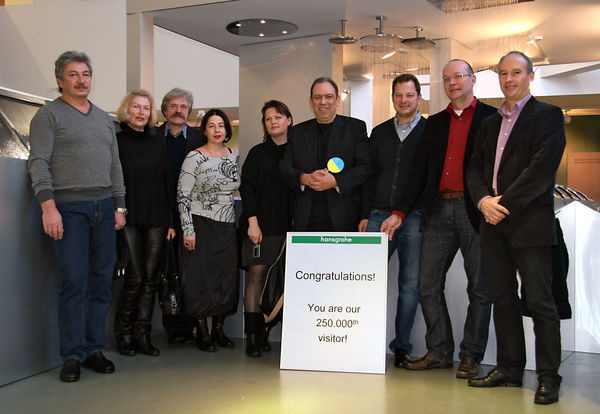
116, 207, 128, 216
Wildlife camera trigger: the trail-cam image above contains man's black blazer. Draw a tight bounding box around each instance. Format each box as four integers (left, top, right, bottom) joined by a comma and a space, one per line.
280, 115, 372, 231
466, 97, 566, 248
155, 123, 206, 155
396, 101, 496, 231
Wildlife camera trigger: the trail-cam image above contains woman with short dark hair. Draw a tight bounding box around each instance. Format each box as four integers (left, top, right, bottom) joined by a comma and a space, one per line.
240, 100, 294, 357
178, 109, 240, 352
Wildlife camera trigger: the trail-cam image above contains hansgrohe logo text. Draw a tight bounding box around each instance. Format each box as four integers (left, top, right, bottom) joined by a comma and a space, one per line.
320, 236, 352, 243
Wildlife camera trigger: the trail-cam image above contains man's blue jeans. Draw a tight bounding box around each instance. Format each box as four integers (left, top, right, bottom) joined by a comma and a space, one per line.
367, 209, 421, 354
418, 197, 491, 363
53, 198, 115, 361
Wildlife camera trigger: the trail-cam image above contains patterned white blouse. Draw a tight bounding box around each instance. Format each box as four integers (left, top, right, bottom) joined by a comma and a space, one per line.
177, 149, 240, 236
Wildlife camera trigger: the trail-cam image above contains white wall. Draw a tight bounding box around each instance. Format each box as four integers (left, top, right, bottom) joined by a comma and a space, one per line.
0, 0, 126, 111
153, 26, 239, 109
238, 34, 334, 164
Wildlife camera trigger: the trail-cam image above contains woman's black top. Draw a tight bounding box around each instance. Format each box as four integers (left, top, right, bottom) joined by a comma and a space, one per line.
117, 122, 173, 227
240, 137, 294, 236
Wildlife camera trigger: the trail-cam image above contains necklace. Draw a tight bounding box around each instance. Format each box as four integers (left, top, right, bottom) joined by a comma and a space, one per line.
201, 145, 228, 158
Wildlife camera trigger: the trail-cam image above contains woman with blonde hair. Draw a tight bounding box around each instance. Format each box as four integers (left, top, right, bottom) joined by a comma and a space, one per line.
114, 89, 175, 357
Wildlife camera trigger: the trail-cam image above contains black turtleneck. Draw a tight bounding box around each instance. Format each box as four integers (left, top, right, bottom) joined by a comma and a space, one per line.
117, 122, 173, 227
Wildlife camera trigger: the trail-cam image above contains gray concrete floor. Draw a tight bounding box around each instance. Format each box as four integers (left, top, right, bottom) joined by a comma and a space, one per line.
1, 335, 598, 414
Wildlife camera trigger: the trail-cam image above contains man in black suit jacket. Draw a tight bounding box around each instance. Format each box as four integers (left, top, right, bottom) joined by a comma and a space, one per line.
156, 88, 205, 343
281, 77, 372, 231
382, 60, 495, 379
466, 51, 565, 405
361, 74, 427, 368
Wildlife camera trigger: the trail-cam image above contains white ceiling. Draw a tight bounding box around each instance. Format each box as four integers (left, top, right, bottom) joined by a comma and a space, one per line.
146, 0, 600, 78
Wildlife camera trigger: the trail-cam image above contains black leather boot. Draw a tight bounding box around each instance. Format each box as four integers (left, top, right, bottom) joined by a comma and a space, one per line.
196, 317, 217, 352
244, 312, 262, 357
135, 334, 160, 356
261, 324, 272, 352
211, 314, 234, 348
116, 334, 136, 356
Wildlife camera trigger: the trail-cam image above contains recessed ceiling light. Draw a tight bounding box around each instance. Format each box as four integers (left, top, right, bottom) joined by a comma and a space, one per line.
226, 19, 298, 38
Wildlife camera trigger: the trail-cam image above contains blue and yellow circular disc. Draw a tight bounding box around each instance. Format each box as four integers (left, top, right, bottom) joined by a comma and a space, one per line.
327, 157, 344, 173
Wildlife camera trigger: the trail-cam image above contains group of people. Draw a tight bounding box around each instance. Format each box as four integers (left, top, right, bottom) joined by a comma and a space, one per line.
28, 49, 565, 405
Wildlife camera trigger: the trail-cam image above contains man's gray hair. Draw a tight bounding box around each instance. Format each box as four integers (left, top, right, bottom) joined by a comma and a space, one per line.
55, 51, 92, 79
160, 88, 194, 115
54, 51, 92, 93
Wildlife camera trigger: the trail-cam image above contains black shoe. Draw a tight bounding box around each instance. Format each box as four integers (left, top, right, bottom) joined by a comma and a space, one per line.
196, 317, 217, 352
394, 349, 409, 368
534, 376, 561, 405
135, 335, 160, 356
82, 351, 115, 374
468, 368, 522, 388
211, 315, 234, 348
60, 359, 80, 382
116, 336, 136, 356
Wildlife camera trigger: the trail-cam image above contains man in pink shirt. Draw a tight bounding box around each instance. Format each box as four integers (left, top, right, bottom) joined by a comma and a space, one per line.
466, 51, 566, 405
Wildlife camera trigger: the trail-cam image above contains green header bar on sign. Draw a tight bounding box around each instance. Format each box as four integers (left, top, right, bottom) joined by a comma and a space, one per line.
291, 235, 381, 244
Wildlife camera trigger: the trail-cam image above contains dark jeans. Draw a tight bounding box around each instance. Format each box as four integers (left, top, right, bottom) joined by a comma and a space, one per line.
367, 209, 421, 354
483, 237, 561, 380
53, 198, 115, 361
419, 198, 491, 362
115, 225, 167, 338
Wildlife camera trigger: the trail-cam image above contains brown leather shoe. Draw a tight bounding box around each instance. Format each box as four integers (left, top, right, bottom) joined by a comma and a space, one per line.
404, 354, 452, 370
456, 355, 479, 379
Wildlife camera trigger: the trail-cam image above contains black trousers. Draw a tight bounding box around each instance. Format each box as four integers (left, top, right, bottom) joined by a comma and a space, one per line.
115, 225, 166, 338
483, 235, 561, 380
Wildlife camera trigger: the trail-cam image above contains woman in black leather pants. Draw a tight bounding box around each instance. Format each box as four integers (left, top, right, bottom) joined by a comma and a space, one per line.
114, 89, 175, 356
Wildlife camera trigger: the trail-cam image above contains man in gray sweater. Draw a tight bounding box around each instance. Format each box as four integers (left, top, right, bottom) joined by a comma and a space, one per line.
28, 51, 126, 382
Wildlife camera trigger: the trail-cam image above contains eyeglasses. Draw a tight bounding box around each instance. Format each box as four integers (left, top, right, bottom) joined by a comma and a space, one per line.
442, 73, 472, 83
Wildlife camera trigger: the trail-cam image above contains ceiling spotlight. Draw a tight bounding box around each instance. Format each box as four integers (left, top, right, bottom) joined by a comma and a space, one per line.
227, 19, 298, 38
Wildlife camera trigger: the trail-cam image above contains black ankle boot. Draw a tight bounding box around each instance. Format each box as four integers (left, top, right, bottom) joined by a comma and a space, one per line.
196, 317, 217, 352
116, 334, 136, 356
135, 334, 160, 356
211, 315, 234, 348
244, 312, 262, 357
261, 325, 272, 352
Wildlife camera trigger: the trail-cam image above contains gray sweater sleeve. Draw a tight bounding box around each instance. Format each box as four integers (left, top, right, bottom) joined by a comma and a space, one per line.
28, 107, 57, 203
108, 121, 126, 208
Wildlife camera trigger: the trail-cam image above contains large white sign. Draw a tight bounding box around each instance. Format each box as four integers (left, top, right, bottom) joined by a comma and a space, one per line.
280, 232, 388, 374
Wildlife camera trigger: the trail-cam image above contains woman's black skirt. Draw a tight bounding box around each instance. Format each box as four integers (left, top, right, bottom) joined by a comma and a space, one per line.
181, 215, 238, 317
